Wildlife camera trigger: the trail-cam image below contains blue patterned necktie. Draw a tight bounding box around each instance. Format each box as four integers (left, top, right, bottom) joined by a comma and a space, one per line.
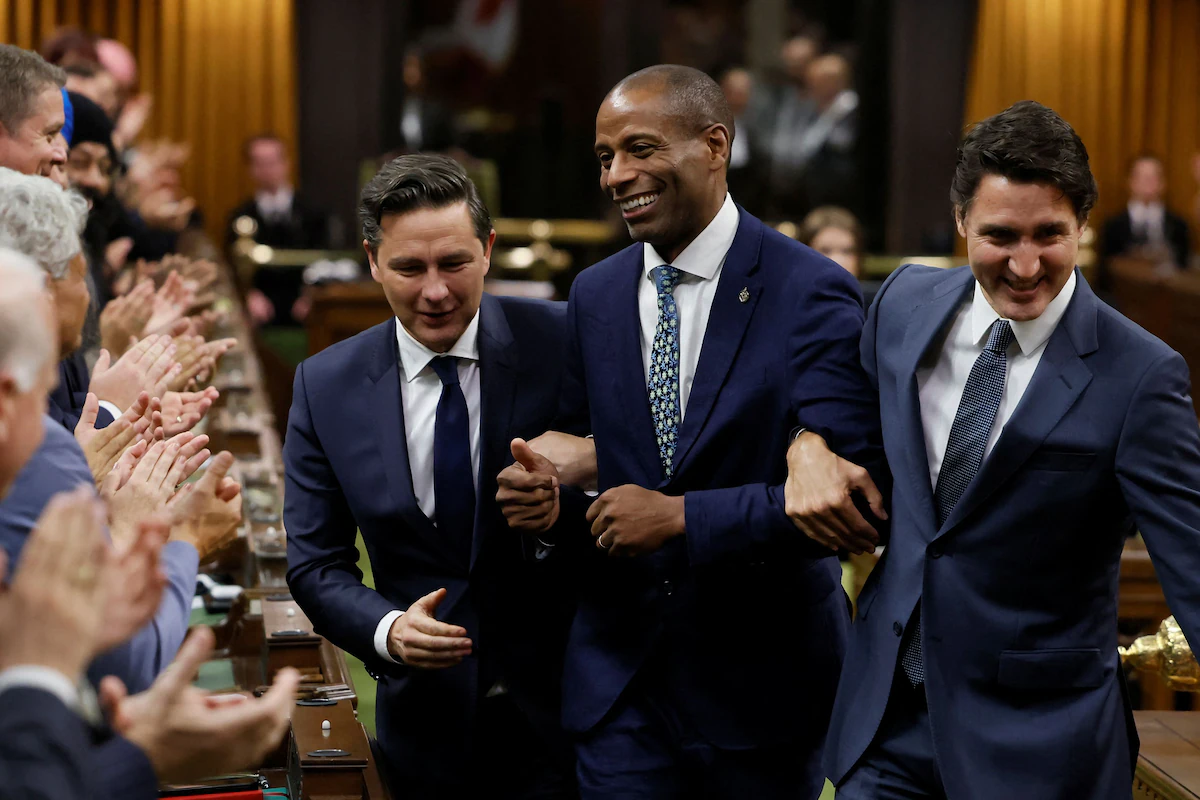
648, 265, 682, 479
900, 319, 1015, 686
430, 356, 474, 563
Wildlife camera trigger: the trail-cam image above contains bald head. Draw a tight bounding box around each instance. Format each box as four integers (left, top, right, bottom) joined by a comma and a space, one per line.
607, 65, 735, 145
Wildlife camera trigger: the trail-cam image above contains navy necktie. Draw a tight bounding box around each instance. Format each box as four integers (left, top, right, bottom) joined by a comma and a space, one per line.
648, 265, 682, 479
430, 357, 474, 563
900, 319, 1015, 686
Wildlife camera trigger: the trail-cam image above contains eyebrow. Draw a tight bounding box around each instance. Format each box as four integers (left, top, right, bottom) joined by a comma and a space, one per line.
595, 132, 662, 154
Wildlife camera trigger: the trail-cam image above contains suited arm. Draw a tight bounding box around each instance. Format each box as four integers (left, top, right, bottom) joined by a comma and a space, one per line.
87, 541, 198, 694
283, 363, 407, 679
687, 271, 889, 567
0, 687, 94, 800
1116, 351, 1200, 649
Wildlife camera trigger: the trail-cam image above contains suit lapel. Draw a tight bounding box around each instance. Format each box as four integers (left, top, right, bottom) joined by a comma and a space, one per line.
475, 294, 517, 570
936, 270, 1097, 539
897, 267, 975, 538
670, 210, 763, 478
367, 319, 460, 565
609, 250, 664, 484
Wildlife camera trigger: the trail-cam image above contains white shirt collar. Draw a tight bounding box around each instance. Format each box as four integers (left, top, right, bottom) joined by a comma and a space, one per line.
395, 310, 480, 383
643, 193, 739, 280
1129, 200, 1165, 219
969, 271, 1077, 356
256, 186, 294, 210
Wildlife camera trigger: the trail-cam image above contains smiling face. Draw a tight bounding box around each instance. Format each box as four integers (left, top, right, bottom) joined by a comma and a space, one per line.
365, 201, 493, 353
594, 85, 729, 263
0, 86, 67, 179
958, 174, 1083, 322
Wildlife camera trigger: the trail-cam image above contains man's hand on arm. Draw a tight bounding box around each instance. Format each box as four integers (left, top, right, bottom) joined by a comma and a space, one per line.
386, 588, 473, 669
586, 485, 685, 557
527, 431, 598, 491
784, 431, 886, 555
496, 438, 560, 533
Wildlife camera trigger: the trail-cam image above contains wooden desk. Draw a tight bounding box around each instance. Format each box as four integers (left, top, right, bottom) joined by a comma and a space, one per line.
305, 282, 393, 356
1136, 712, 1200, 799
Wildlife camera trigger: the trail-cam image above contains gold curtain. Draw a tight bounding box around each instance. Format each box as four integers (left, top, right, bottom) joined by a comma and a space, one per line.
1, 0, 297, 245
966, 0, 1200, 239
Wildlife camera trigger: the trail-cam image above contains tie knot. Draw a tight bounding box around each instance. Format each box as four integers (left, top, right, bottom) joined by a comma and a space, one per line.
651, 265, 681, 296
985, 320, 1015, 354
430, 356, 460, 386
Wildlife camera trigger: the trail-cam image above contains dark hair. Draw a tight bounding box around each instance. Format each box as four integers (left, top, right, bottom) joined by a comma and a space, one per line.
610, 64, 736, 145
0, 44, 67, 133
359, 153, 492, 253
63, 61, 101, 79
951, 100, 1097, 223
243, 133, 285, 161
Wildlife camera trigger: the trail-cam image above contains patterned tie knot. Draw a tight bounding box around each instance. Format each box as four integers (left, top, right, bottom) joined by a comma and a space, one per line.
430, 356, 460, 386
651, 265, 681, 296
985, 320, 1015, 355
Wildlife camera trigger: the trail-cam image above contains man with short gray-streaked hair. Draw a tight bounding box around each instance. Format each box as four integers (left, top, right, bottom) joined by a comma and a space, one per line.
0, 44, 67, 180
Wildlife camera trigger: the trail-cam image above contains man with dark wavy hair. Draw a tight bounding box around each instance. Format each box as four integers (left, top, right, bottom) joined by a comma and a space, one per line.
787, 100, 1200, 799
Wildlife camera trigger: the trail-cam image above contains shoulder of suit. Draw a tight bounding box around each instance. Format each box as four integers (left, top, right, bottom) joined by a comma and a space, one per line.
575, 241, 643, 288
299, 318, 392, 377
1091, 294, 1179, 363
494, 294, 567, 324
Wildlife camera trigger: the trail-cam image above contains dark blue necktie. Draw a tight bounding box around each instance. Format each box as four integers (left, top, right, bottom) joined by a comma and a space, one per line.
900, 319, 1015, 686
430, 357, 474, 562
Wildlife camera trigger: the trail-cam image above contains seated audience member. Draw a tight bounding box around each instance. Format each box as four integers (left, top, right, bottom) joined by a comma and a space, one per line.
226, 133, 329, 326
0, 168, 177, 431
64, 90, 125, 306
798, 205, 879, 306
718, 66, 769, 216
0, 44, 68, 181
64, 60, 120, 119
1101, 154, 1191, 276
0, 181, 240, 693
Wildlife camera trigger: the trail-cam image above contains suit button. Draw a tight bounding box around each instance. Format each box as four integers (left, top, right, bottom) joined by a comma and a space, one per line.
663, 580, 673, 596
893, 621, 904, 636
930, 543, 944, 559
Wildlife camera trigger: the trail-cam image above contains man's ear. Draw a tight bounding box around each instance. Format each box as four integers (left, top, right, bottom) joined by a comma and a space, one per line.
954, 207, 968, 239
364, 239, 379, 281
707, 123, 731, 171
481, 229, 496, 278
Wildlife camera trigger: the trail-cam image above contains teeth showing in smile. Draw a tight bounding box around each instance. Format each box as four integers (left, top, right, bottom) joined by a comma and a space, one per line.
620, 193, 659, 211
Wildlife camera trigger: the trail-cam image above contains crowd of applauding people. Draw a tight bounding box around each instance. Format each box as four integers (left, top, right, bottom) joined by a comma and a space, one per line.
5, 32, 1200, 800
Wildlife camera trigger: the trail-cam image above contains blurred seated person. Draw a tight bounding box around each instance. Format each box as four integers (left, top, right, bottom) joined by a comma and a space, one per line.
226, 133, 330, 326
63, 61, 120, 120
1100, 154, 1191, 277
798, 205, 879, 306
396, 48, 455, 154
719, 66, 769, 217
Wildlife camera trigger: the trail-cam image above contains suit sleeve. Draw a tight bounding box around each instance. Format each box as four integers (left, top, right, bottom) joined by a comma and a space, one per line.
284, 362, 407, 679
1116, 350, 1200, 650
0, 687, 93, 800
554, 280, 591, 437
685, 265, 890, 566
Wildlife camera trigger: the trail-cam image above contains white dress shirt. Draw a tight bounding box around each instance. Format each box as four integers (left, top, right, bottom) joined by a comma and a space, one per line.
373, 313, 482, 663
1128, 200, 1166, 245
917, 272, 1077, 489
0, 666, 79, 711
640, 193, 739, 417
256, 186, 295, 222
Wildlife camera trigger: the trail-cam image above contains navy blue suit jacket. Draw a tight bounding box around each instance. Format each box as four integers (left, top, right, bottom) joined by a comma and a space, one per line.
825, 265, 1200, 799
0, 687, 156, 800
47, 352, 113, 432
557, 209, 884, 752
284, 294, 576, 785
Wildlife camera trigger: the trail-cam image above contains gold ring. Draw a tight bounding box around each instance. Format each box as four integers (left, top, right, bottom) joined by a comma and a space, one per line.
75, 562, 95, 585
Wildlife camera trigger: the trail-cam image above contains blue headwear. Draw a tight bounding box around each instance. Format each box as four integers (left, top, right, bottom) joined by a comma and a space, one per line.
61, 88, 74, 146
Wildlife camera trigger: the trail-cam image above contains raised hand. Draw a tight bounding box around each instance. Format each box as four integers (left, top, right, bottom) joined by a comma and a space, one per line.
105, 433, 212, 549
98, 626, 299, 783
74, 391, 156, 485
159, 387, 219, 436
783, 431, 887, 555
89, 334, 181, 411
99, 280, 154, 356
167, 451, 242, 561
0, 487, 110, 679
95, 518, 169, 654
145, 272, 196, 335
496, 438, 561, 532
386, 588, 473, 668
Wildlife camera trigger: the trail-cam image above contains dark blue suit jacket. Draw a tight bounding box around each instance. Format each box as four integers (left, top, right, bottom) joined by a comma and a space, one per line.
557, 209, 884, 755
47, 352, 113, 432
825, 265, 1200, 799
0, 687, 156, 800
284, 294, 576, 786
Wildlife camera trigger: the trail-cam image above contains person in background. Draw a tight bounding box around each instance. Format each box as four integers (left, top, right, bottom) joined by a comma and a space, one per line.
226, 133, 330, 327
718, 66, 769, 217
1101, 154, 1191, 276
798, 205, 879, 306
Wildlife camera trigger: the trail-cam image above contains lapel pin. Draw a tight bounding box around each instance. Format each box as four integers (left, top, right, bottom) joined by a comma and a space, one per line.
738, 287, 750, 303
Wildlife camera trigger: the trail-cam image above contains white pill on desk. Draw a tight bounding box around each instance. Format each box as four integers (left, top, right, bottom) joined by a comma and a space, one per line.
322, 720, 330, 731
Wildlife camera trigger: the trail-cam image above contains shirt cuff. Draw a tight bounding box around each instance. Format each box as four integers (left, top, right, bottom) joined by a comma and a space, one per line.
0, 666, 79, 712
98, 400, 124, 421
374, 610, 405, 664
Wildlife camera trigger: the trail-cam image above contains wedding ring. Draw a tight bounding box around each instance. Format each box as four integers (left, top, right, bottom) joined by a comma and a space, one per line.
176, 416, 183, 423
598, 533, 610, 549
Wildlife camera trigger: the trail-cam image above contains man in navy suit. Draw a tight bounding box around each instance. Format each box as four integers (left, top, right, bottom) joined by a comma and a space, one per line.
787, 101, 1200, 799
498, 65, 884, 798
284, 154, 577, 798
